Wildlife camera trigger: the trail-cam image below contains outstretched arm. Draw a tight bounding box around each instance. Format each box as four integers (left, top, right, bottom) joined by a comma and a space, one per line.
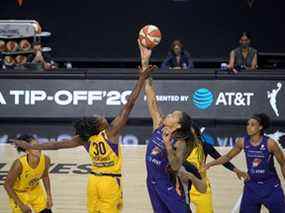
12, 135, 85, 151
109, 65, 156, 138
203, 142, 248, 180
145, 78, 163, 130
205, 138, 244, 170
139, 40, 163, 130
203, 142, 236, 171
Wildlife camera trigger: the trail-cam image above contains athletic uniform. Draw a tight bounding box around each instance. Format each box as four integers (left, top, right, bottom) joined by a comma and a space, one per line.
9, 153, 48, 213
145, 126, 191, 213
85, 130, 122, 213
240, 135, 285, 213
186, 137, 236, 213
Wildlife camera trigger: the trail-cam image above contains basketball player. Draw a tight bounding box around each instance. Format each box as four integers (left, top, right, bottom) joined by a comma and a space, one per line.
186, 124, 248, 213
140, 41, 206, 213
4, 135, 52, 213
12, 63, 156, 213
205, 113, 285, 213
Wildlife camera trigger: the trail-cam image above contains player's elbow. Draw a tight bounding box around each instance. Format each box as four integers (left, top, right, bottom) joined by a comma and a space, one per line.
170, 163, 180, 172
223, 155, 232, 163
3, 180, 12, 192
52, 143, 63, 150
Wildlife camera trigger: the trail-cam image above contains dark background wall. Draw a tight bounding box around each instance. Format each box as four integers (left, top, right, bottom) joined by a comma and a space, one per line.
1, 0, 285, 59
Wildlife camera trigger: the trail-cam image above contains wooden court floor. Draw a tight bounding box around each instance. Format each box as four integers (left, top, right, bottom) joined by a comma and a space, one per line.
0, 144, 282, 213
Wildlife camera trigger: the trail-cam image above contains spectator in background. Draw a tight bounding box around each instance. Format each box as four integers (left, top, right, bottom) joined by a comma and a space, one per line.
26, 41, 56, 71
161, 40, 193, 70
228, 32, 257, 73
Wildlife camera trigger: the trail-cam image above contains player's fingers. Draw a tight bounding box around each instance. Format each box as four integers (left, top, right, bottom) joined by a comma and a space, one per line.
204, 164, 210, 170
149, 65, 157, 72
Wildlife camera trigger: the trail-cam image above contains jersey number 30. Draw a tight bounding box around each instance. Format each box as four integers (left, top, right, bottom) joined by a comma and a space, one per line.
93, 142, 107, 156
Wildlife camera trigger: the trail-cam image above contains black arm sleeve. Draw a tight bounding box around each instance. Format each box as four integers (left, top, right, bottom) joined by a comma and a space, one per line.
202, 142, 236, 172
183, 161, 202, 179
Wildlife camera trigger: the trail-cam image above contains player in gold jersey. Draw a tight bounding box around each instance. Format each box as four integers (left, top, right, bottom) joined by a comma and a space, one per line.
5, 134, 52, 213
13, 61, 156, 212
185, 124, 248, 213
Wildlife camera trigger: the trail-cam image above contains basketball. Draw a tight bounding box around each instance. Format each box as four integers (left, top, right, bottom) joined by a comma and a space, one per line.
4, 56, 15, 65
19, 39, 31, 51
15, 55, 27, 64
6, 41, 18, 52
138, 25, 161, 49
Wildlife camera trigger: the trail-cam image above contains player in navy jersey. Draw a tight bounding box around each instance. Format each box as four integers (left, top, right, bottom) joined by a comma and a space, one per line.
205, 113, 285, 213
139, 41, 207, 213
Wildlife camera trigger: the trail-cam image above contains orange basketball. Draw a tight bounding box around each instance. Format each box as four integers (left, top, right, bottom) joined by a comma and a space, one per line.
15, 55, 27, 64
4, 56, 15, 65
139, 25, 161, 49
19, 39, 31, 51
6, 41, 18, 52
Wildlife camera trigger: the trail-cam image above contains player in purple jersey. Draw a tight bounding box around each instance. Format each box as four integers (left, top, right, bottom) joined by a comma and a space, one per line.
139, 41, 207, 213
205, 113, 285, 213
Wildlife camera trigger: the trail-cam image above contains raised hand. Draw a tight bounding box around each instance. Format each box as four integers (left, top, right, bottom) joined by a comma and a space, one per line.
203, 163, 212, 171
138, 39, 152, 68
162, 127, 173, 150
138, 65, 157, 79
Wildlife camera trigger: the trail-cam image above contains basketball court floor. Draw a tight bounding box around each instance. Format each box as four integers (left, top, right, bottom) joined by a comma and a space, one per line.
0, 144, 280, 213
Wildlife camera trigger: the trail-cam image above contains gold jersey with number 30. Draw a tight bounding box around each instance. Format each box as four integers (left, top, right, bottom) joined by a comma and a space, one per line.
88, 130, 122, 175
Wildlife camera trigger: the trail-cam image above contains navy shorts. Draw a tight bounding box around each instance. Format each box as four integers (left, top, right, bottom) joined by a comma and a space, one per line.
240, 179, 285, 213
147, 177, 191, 213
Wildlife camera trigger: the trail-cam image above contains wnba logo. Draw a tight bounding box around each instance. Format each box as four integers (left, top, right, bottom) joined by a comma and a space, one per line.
192, 88, 214, 110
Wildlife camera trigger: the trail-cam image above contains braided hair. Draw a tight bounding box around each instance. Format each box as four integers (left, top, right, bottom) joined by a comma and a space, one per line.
16, 134, 35, 153
251, 113, 271, 133
74, 117, 103, 141
173, 112, 195, 143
